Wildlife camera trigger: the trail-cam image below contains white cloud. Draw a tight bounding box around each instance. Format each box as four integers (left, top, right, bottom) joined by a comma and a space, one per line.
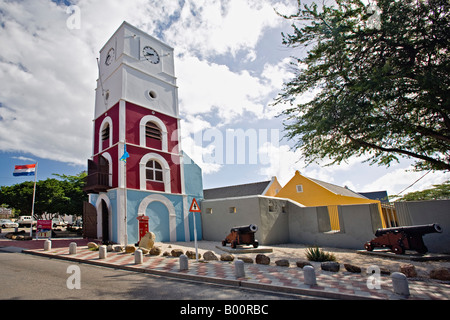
179, 128, 223, 176
0, 0, 304, 172
179, 114, 223, 174
0, 0, 95, 165
180, 114, 213, 136
261, 57, 293, 89
12, 156, 36, 162
176, 54, 268, 123
258, 142, 303, 185
164, 0, 285, 58
361, 168, 450, 196
0, 0, 195, 165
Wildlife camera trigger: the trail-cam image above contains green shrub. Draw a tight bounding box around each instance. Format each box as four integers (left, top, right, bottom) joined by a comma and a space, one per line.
305, 246, 336, 262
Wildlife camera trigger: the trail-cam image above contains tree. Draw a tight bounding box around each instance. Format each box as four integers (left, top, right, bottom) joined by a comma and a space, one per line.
39, 178, 72, 216
395, 180, 450, 201
275, 0, 450, 171
0, 182, 35, 216
53, 172, 87, 216
0, 172, 87, 217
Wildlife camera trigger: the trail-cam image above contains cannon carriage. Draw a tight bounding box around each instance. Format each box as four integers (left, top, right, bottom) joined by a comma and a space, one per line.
364, 223, 442, 254
222, 224, 259, 249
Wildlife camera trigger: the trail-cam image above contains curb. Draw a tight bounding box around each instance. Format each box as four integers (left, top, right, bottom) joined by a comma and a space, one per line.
23, 249, 379, 300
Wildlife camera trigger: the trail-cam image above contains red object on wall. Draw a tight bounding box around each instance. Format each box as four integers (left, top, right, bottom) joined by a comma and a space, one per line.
137, 215, 149, 242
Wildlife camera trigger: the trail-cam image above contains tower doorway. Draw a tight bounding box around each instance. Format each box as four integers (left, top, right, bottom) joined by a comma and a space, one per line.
101, 199, 110, 242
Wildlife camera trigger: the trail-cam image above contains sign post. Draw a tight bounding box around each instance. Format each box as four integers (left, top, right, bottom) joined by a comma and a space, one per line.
189, 198, 201, 261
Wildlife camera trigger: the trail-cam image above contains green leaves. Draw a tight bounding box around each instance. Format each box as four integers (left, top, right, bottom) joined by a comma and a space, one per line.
0, 172, 87, 217
305, 246, 337, 262
276, 0, 450, 171
395, 180, 450, 201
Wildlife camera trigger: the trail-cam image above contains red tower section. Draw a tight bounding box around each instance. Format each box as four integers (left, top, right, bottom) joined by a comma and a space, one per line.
87, 101, 182, 194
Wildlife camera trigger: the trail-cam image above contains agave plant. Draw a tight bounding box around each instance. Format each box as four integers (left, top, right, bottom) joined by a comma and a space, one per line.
305, 246, 336, 262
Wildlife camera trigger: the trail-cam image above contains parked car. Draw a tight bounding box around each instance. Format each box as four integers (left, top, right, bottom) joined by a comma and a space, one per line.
69, 219, 82, 228
17, 216, 36, 227
52, 218, 68, 228
0, 219, 19, 228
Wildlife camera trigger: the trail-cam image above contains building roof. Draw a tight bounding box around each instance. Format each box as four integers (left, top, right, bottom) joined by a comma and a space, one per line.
203, 181, 272, 200
358, 191, 389, 203
308, 177, 369, 199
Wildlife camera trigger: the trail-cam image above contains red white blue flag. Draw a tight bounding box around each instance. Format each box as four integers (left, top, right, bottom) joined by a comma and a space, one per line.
13, 164, 36, 176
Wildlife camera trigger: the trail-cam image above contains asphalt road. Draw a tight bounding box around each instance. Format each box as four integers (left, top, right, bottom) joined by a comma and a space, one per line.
0, 249, 306, 301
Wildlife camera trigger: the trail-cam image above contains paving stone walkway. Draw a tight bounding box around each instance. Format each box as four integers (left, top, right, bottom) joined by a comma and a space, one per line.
20, 243, 450, 300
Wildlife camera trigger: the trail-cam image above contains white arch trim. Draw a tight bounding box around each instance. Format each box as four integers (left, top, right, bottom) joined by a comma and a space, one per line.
139, 152, 171, 193
95, 193, 112, 241
138, 194, 176, 242
98, 116, 113, 153
101, 151, 113, 187
139, 115, 168, 152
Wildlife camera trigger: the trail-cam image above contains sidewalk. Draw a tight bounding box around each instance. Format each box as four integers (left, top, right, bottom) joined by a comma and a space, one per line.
12, 239, 450, 300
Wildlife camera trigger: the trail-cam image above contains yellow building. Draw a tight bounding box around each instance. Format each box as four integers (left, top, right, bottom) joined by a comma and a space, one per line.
275, 171, 385, 230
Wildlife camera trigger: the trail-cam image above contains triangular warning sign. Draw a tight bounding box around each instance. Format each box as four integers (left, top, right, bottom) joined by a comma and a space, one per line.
189, 198, 201, 212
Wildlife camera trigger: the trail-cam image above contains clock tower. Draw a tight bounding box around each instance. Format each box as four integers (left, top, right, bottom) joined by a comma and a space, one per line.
84, 21, 203, 245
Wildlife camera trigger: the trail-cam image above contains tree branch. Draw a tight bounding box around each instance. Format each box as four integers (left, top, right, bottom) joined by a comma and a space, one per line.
346, 135, 450, 170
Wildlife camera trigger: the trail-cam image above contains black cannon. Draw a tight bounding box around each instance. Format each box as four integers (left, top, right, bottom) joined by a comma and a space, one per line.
222, 224, 259, 249
364, 223, 442, 254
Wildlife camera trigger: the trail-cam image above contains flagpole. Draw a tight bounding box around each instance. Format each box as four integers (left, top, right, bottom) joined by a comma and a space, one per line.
31, 162, 37, 237
120, 143, 129, 245
124, 155, 127, 245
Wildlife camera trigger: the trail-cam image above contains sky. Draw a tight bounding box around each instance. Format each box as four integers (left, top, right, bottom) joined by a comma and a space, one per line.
0, 0, 449, 199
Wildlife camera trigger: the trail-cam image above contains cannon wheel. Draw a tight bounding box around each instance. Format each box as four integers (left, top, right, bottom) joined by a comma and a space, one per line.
253, 241, 259, 248
416, 246, 428, 255
222, 240, 227, 247
364, 242, 373, 251
392, 245, 405, 254
231, 240, 238, 249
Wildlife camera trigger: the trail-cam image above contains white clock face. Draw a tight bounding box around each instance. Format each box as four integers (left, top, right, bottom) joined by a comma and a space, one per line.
143, 46, 160, 64
105, 48, 114, 66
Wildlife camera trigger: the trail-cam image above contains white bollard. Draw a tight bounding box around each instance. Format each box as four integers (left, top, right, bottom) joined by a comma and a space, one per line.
234, 259, 245, 278
69, 242, 77, 255
391, 272, 410, 297
303, 265, 317, 286
44, 239, 52, 251
99, 245, 107, 259
179, 254, 189, 271
135, 249, 143, 264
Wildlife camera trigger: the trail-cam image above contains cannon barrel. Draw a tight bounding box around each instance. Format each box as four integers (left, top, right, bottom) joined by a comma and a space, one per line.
230, 224, 258, 234
375, 223, 442, 237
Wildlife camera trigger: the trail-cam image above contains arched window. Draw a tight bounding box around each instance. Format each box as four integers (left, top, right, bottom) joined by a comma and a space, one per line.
145, 122, 161, 141
146, 160, 163, 182
139, 115, 168, 151
101, 123, 110, 141
139, 153, 171, 193
98, 116, 113, 153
